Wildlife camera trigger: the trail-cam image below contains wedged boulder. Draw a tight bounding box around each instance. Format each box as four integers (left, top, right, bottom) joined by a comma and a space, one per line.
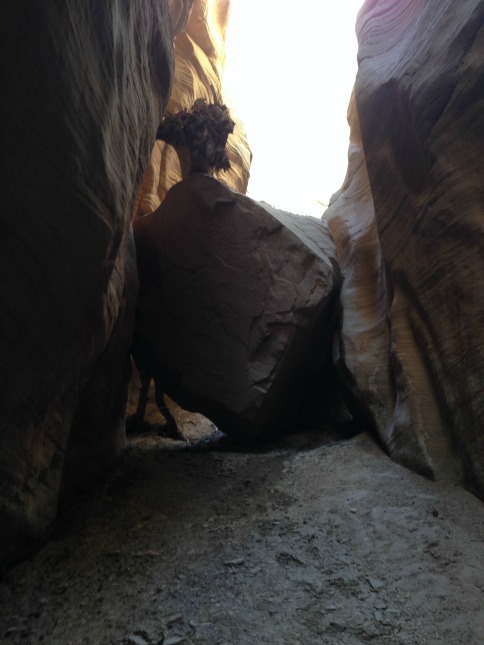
0, 0, 173, 564
133, 173, 342, 441
326, 0, 484, 494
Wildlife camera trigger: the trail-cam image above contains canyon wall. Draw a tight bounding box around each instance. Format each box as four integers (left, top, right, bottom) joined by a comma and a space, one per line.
326, 0, 484, 495
2, 0, 483, 568
0, 0, 174, 564
135, 0, 251, 216
0, 0, 248, 566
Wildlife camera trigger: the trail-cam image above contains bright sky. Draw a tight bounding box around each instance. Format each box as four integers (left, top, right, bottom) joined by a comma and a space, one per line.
224, 0, 362, 217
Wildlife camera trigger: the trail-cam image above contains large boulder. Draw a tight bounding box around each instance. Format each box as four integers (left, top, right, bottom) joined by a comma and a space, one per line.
133, 173, 342, 441
0, 0, 173, 564
326, 0, 484, 494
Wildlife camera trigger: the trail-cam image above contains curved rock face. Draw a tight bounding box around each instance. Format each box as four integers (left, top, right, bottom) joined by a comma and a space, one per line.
0, 0, 173, 564
327, 0, 484, 494
133, 174, 342, 441
135, 0, 251, 217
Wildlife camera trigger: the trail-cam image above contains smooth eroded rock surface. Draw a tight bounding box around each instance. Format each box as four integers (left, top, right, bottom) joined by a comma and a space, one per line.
0, 0, 173, 564
326, 0, 484, 494
133, 174, 342, 440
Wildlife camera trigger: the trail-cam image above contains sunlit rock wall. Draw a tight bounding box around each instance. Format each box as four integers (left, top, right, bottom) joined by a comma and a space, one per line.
0, 0, 173, 564
326, 0, 484, 495
135, 0, 251, 216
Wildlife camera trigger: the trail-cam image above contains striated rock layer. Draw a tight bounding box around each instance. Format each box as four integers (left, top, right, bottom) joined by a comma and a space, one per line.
0, 0, 173, 564
326, 0, 484, 495
135, 0, 251, 217
133, 173, 342, 441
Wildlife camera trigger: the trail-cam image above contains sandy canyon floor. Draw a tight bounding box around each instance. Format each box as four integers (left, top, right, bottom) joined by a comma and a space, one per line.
1, 404, 484, 645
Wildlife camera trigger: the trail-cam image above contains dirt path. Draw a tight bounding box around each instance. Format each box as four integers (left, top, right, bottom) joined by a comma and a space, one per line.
1, 416, 484, 645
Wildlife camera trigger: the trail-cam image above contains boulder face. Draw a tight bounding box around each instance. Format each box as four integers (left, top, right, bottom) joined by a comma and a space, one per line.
0, 0, 173, 564
133, 173, 342, 441
326, 0, 484, 494
135, 0, 252, 217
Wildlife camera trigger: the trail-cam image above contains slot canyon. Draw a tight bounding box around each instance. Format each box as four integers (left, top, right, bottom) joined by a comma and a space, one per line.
0, 0, 483, 643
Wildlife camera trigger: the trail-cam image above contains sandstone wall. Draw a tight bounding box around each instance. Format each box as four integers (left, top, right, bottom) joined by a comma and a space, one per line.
0, 0, 174, 564
135, 0, 251, 216
326, 0, 484, 495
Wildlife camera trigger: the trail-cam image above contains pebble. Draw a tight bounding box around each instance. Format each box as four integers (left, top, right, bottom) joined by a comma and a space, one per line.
373, 599, 387, 609
223, 557, 245, 566
164, 637, 187, 645
166, 614, 184, 626
127, 627, 166, 645
367, 577, 384, 591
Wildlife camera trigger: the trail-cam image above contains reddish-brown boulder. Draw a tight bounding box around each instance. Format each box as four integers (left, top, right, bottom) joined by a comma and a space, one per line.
133, 173, 342, 441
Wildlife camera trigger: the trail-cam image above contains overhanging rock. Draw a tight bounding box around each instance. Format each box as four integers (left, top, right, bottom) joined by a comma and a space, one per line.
133, 173, 342, 440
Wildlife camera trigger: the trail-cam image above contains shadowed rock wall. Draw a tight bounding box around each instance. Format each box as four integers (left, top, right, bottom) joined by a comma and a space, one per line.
326, 0, 484, 495
135, 0, 251, 216
0, 0, 174, 564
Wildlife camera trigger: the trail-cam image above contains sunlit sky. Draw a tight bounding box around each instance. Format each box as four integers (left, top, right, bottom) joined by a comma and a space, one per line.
224, 0, 362, 217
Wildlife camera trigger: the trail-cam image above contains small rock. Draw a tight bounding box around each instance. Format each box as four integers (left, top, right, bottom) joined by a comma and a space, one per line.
374, 610, 383, 623
325, 604, 338, 611
164, 637, 187, 645
349, 508, 357, 513
329, 621, 346, 632
373, 599, 387, 609
367, 577, 384, 591
166, 614, 184, 627
276, 552, 306, 566
223, 557, 245, 566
